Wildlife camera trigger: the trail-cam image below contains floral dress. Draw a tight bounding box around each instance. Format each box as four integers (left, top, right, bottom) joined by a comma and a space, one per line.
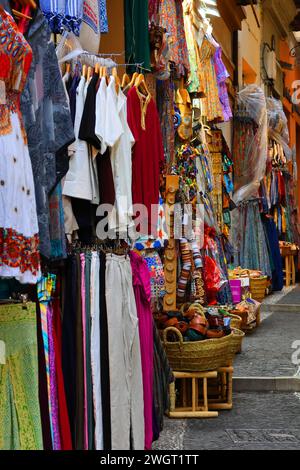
159, 0, 190, 77
0, 7, 40, 284
198, 38, 224, 122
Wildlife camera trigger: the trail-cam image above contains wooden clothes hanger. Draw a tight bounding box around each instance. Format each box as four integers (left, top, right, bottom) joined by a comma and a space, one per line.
12, 0, 37, 20
121, 72, 130, 89
134, 73, 151, 97
111, 66, 121, 93
124, 72, 139, 92
12, 9, 32, 20
100, 66, 107, 78
87, 66, 93, 81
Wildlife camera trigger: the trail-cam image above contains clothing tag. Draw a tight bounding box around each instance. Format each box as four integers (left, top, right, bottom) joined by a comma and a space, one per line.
0, 81, 6, 105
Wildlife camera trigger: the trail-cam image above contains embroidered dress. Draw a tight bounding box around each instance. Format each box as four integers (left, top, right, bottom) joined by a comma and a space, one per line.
158, 0, 189, 77
198, 38, 224, 122
0, 8, 40, 284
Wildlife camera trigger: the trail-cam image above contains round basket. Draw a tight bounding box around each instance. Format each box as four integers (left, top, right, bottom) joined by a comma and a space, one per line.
229, 328, 245, 355
227, 314, 242, 330
250, 277, 268, 302
163, 327, 236, 372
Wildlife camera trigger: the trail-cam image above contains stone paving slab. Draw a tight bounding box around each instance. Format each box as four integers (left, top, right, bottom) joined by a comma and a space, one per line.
233, 377, 300, 392
233, 311, 300, 377
155, 392, 300, 450
277, 286, 300, 305
262, 286, 296, 306
183, 392, 300, 450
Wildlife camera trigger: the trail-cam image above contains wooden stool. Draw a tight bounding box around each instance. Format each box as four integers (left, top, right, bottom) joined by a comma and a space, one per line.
206, 366, 234, 411
290, 252, 297, 285
281, 247, 297, 287
282, 252, 292, 287
168, 371, 219, 419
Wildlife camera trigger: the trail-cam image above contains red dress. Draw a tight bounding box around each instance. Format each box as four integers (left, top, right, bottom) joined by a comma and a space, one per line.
127, 87, 164, 236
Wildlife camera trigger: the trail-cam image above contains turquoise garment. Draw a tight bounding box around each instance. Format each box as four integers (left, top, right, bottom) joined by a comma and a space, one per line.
125, 0, 151, 72
233, 201, 272, 277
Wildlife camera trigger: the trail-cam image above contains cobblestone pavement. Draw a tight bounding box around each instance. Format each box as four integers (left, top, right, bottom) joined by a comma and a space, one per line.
155, 292, 300, 450
233, 311, 300, 377
155, 392, 300, 450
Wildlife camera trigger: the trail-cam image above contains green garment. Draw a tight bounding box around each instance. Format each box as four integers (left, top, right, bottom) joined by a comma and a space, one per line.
0, 303, 43, 450
125, 0, 151, 72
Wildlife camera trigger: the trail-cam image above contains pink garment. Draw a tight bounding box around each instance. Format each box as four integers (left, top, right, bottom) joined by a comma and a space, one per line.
130, 251, 154, 450
47, 303, 61, 450
80, 254, 88, 450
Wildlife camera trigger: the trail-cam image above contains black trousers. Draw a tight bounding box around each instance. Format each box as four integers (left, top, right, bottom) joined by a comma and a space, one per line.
99, 253, 112, 450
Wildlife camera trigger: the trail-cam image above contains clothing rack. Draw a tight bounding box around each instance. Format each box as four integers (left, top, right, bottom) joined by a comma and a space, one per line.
67, 56, 149, 74
67, 239, 131, 257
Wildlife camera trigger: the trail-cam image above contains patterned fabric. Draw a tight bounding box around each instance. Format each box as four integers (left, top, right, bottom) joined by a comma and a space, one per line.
158, 0, 189, 77
0, 8, 41, 284
143, 251, 166, 299
156, 79, 175, 165
0, 303, 43, 450
233, 201, 272, 277
198, 38, 224, 122
0, 229, 40, 276
47, 301, 61, 450
212, 46, 232, 122
233, 118, 259, 195
40, 0, 84, 35
0, 8, 32, 137
183, 0, 200, 94
21, 10, 74, 259
38, 274, 61, 450
216, 235, 233, 305
99, 0, 108, 33
38, 284, 51, 439
148, 0, 159, 22
49, 182, 67, 260
177, 239, 204, 300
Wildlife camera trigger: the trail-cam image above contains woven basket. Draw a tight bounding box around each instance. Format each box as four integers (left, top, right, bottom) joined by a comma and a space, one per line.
163, 327, 235, 372
227, 314, 242, 330
229, 329, 245, 355
250, 277, 268, 302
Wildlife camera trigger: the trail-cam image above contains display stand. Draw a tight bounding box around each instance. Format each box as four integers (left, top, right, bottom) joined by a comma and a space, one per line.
163, 176, 180, 312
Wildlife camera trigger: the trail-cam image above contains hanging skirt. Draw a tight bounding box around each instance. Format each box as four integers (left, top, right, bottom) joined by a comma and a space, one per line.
0, 302, 43, 450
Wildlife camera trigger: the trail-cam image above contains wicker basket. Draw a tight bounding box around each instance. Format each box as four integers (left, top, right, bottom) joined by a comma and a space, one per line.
250, 277, 268, 302
229, 329, 245, 355
227, 314, 242, 330
163, 327, 236, 372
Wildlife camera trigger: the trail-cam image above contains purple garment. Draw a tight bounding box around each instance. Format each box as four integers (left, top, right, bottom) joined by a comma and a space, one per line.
130, 251, 154, 450
47, 304, 62, 450
213, 46, 232, 122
